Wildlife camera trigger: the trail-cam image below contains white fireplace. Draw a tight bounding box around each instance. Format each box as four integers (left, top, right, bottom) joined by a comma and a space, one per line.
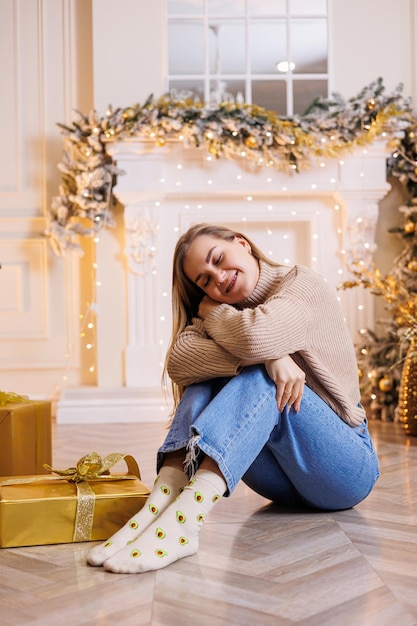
56, 139, 390, 423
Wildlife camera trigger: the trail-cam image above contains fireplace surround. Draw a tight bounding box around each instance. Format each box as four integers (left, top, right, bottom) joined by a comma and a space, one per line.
56, 138, 390, 423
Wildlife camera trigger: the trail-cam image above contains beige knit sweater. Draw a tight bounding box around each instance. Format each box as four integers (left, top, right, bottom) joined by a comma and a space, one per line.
167, 261, 365, 427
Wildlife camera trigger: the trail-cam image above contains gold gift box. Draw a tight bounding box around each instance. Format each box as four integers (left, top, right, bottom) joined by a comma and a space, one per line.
0, 399, 52, 476
0, 456, 150, 548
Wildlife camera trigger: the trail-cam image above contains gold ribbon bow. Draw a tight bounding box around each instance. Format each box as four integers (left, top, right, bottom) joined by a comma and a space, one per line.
0, 391, 31, 406
1, 452, 141, 542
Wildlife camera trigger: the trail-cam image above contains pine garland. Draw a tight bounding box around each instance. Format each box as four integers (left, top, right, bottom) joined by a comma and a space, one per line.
47, 77, 415, 254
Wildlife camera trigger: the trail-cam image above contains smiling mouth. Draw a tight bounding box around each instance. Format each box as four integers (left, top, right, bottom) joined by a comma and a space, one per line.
225, 271, 238, 293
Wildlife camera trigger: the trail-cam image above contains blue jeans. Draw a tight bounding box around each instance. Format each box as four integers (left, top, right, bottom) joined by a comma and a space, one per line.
157, 365, 380, 510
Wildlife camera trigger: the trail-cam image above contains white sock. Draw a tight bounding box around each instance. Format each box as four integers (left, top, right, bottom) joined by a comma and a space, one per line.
87, 466, 188, 566
103, 469, 226, 574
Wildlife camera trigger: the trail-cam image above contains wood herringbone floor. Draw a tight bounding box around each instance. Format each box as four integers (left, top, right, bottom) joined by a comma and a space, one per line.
1, 419, 417, 625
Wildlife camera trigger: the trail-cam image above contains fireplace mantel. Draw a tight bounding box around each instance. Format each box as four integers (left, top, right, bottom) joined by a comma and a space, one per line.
56, 139, 390, 423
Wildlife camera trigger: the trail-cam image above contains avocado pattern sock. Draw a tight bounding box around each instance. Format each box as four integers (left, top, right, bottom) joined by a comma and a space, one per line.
103, 469, 226, 574
87, 465, 188, 566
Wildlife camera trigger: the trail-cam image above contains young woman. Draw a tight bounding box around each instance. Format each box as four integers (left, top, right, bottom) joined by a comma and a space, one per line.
87, 223, 380, 574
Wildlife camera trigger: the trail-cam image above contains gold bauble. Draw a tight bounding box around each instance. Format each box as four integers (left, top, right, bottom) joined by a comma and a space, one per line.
366, 98, 376, 110
378, 376, 393, 393
123, 107, 136, 120
404, 220, 416, 233
156, 137, 166, 147
407, 259, 417, 271
245, 135, 258, 148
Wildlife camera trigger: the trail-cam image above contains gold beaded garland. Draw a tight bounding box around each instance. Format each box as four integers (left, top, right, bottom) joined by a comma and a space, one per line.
398, 336, 417, 435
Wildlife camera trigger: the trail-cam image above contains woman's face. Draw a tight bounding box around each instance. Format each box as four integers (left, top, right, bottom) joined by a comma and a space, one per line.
182, 234, 260, 304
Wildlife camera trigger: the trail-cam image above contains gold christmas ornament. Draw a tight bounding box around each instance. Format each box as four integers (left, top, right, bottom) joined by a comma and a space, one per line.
378, 376, 393, 392
245, 135, 258, 148
407, 259, 417, 271
122, 107, 136, 120
404, 220, 416, 233
366, 98, 376, 110
156, 137, 166, 147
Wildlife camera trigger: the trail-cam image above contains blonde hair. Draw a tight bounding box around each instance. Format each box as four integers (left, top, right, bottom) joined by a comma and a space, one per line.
163, 223, 278, 409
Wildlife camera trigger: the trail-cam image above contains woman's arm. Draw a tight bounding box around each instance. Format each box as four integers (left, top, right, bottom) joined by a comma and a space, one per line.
167, 317, 241, 386
203, 297, 308, 361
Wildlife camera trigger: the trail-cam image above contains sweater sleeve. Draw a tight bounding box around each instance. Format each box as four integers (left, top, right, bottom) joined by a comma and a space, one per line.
203, 296, 309, 360
167, 317, 242, 386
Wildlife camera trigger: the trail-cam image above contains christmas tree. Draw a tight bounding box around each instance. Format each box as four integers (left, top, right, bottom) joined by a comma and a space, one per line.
341, 123, 417, 421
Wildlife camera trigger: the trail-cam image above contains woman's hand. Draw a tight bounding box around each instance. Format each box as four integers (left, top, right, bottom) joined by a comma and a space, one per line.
265, 355, 305, 413
198, 295, 222, 320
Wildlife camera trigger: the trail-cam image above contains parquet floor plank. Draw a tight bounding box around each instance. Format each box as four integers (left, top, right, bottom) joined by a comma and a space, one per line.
1, 419, 417, 625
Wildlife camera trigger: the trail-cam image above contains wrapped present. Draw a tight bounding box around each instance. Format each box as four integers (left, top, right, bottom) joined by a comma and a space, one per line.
0, 452, 150, 548
0, 391, 52, 476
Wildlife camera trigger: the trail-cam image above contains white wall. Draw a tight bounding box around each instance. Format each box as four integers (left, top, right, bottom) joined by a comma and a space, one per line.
0, 0, 415, 408
331, 0, 416, 101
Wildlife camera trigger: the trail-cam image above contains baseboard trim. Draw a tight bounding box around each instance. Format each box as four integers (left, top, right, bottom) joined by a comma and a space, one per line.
56, 386, 172, 424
